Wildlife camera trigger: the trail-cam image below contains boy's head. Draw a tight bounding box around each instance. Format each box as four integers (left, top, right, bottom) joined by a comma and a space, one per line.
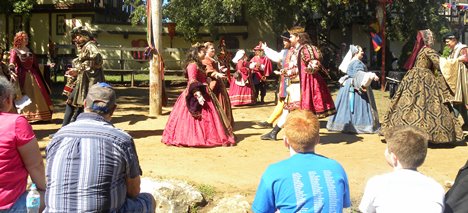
283, 110, 320, 153
385, 126, 428, 169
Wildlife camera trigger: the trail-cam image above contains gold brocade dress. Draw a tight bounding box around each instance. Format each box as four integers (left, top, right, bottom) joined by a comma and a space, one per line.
382, 47, 464, 143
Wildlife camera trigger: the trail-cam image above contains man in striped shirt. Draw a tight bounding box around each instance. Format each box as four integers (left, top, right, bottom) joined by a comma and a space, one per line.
45, 82, 155, 212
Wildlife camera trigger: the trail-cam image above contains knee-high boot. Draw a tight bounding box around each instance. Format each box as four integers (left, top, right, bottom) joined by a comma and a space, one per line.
261, 125, 281, 140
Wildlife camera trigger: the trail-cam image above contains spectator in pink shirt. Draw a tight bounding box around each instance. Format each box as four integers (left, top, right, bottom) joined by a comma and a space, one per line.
0, 76, 46, 212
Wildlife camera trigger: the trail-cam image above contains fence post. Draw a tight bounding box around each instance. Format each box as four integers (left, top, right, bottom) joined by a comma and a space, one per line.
119, 45, 124, 83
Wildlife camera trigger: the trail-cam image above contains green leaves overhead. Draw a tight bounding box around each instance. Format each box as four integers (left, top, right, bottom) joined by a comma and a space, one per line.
0, 0, 36, 16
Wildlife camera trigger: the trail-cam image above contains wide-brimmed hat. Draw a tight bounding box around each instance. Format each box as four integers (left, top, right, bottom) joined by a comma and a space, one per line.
280, 32, 291, 40
85, 82, 116, 114
71, 26, 93, 38
232, 50, 246, 64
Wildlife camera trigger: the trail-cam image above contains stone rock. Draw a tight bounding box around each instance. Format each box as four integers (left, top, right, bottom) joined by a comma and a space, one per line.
140, 178, 205, 213
208, 194, 250, 213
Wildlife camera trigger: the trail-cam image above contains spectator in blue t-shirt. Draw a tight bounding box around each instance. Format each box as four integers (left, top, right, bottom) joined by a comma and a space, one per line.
252, 110, 351, 213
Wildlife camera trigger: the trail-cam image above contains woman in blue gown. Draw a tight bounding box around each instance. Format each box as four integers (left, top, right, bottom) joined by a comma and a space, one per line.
326, 45, 380, 133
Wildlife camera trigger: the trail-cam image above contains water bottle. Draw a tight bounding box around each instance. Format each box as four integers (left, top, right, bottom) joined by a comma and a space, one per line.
26, 183, 40, 213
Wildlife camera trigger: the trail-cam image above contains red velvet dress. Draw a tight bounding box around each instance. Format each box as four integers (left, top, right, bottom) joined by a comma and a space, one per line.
9, 48, 53, 122
162, 63, 235, 147
285, 44, 336, 118
228, 59, 256, 106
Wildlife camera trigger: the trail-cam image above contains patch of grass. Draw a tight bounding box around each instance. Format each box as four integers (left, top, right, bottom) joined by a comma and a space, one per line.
51, 73, 185, 85
196, 184, 216, 201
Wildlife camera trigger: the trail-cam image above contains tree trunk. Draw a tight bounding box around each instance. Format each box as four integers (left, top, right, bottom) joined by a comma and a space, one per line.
149, 0, 162, 116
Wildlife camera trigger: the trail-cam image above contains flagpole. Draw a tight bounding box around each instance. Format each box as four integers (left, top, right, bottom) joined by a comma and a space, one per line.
380, 0, 387, 91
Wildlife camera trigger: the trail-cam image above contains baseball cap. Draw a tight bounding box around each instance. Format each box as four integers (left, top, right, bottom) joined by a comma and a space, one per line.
85, 82, 116, 114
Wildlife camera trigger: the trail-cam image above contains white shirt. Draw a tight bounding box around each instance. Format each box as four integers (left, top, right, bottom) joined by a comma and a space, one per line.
359, 169, 445, 213
263, 46, 287, 63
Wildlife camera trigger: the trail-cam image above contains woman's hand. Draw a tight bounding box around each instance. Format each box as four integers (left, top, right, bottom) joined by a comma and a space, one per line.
194, 91, 205, 106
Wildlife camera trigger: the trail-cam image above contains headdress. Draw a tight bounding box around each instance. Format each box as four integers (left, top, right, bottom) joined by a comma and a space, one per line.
232, 50, 245, 64
404, 29, 432, 70
338, 44, 359, 73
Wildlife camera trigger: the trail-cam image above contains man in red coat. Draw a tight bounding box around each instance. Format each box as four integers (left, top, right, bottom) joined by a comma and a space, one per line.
249, 43, 272, 104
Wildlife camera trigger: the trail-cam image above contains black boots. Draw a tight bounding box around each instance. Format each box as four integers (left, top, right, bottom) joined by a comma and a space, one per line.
261, 125, 281, 140
257, 121, 273, 128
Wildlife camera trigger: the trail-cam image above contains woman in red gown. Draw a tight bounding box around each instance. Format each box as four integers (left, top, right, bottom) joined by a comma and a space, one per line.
228, 50, 256, 106
9, 31, 53, 122
162, 44, 235, 147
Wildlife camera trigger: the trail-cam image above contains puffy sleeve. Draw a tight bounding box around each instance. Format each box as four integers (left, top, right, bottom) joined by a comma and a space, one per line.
202, 58, 216, 75
300, 45, 314, 67
9, 49, 18, 67
426, 48, 440, 71
77, 43, 103, 73
459, 47, 468, 63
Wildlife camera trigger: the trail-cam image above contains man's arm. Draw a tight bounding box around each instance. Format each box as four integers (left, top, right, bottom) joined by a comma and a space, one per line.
126, 175, 141, 198
125, 139, 143, 199
263, 46, 282, 63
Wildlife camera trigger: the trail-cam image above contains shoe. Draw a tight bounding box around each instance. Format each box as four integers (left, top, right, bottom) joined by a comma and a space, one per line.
260, 125, 281, 140
257, 121, 273, 128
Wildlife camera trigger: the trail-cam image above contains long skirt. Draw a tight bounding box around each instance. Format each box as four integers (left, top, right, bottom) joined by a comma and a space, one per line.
162, 88, 235, 147
228, 80, 255, 106
326, 79, 380, 133
20, 70, 53, 122
381, 67, 463, 143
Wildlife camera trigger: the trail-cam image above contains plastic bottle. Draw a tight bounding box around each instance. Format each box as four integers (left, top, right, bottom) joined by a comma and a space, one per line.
26, 183, 40, 213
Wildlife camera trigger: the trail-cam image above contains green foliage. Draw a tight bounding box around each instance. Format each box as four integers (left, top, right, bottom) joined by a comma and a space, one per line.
441, 45, 451, 57
0, 0, 36, 16
386, 0, 450, 42
163, 0, 244, 41
129, 0, 452, 54
124, 0, 147, 25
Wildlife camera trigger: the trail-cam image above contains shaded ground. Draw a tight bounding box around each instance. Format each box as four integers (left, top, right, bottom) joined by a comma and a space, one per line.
33, 83, 467, 212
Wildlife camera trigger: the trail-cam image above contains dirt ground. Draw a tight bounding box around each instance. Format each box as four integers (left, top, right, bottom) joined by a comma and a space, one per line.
33, 84, 467, 211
